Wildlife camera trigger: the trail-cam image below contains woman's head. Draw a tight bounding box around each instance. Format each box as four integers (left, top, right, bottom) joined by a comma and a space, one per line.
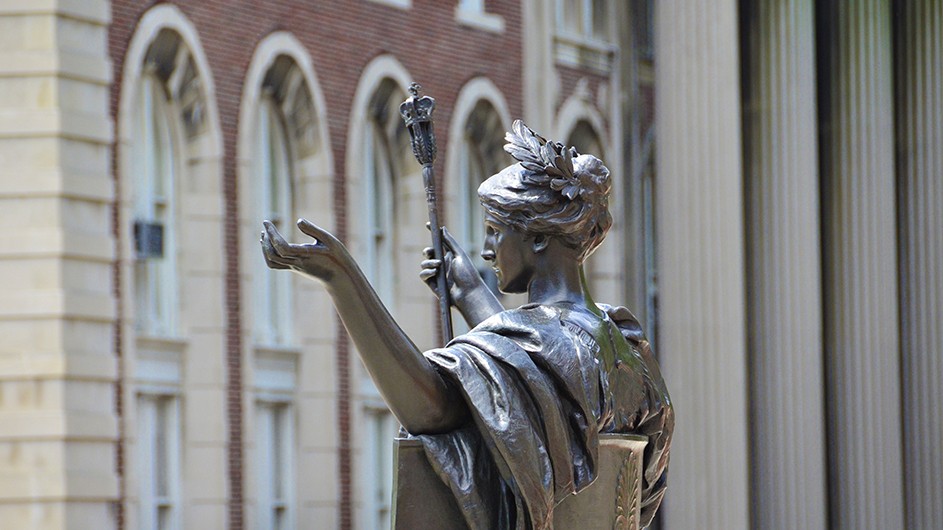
478, 120, 612, 263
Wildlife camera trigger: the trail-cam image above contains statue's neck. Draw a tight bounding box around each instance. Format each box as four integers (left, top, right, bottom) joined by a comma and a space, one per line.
527, 259, 587, 307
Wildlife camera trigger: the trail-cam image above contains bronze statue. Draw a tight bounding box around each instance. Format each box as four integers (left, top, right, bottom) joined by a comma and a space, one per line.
260, 113, 672, 529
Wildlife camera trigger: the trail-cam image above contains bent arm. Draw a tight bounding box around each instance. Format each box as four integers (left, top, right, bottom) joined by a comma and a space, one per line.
421, 227, 504, 328
262, 220, 467, 434
328, 260, 468, 434
452, 276, 503, 327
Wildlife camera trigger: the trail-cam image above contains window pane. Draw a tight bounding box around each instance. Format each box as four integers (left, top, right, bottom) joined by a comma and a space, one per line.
139, 395, 178, 530
367, 122, 396, 305
560, 0, 583, 35
591, 0, 607, 40
367, 409, 398, 530
157, 506, 171, 530
256, 98, 295, 346
459, 0, 484, 12
156, 399, 169, 497
135, 75, 178, 337
258, 402, 293, 530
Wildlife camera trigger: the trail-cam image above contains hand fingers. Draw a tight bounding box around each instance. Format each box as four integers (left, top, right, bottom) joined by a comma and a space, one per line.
296, 218, 331, 243
263, 220, 298, 257
260, 231, 291, 270
440, 226, 465, 257
419, 269, 437, 282
421, 259, 441, 269
423, 247, 435, 259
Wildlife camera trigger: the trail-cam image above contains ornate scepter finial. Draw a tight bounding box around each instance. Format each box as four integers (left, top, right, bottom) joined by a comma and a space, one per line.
399, 83, 437, 166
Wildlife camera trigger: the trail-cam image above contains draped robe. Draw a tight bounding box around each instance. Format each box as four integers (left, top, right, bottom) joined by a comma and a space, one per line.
415, 302, 673, 529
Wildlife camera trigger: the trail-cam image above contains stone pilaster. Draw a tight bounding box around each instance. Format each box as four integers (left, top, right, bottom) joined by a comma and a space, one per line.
654, 1, 750, 528
741, 1, 828, 528
818, 1, 905, 528
0, 1, 117, 529
894, 1, 943, 527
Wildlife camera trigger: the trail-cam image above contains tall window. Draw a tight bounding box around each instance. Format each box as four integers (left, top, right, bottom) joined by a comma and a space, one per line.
133, 73, 179, 337
254, 96, 295, 346
641, 157, 657, 344
632, 0, 655, 61
256, 401, 294, 530
138, 394, 181, 530
363, 403, 398, 529
457, 101, 507, 322
254, 347, 297, 530
362, 81, 406, 305
363, 119, 396, 305
557, 0, 609, 42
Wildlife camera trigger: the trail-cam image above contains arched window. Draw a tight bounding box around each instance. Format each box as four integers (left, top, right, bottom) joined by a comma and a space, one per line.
457, 100, 507, 305
362, 80, 409, 307
251, 54, 319, 348
133, 71, 180, 338
254, 97, 293, 345
130, 27, 210, 341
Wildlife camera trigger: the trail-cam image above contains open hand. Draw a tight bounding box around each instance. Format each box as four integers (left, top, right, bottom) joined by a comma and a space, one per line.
261, 218, 349, 283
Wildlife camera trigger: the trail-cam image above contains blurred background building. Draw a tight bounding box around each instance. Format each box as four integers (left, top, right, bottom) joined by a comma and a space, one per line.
0, 1, 939, 529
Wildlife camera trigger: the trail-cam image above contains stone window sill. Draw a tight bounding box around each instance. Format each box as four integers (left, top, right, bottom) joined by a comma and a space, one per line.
254, 344, 299, 399
553, 33, 616, 73
136, 335, 187, 390
455, 7, 506, 33
367, 0, 411, 10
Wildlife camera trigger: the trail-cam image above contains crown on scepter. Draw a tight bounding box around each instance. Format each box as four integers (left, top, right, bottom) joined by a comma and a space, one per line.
399, 83, 437, 166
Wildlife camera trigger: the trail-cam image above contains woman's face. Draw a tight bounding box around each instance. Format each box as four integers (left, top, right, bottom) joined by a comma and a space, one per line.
481, 213, 535, 294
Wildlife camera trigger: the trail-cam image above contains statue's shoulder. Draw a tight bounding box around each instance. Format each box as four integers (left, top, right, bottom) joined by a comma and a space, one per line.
596, 303, 646, 345
453, 304, 576, 354
473, 302, 572, 333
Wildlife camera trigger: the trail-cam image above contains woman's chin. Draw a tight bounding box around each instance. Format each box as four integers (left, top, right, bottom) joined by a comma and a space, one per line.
499, 279, 527, 294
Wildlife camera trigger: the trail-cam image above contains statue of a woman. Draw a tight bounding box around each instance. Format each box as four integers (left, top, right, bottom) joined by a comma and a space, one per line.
260, 121, 672, 530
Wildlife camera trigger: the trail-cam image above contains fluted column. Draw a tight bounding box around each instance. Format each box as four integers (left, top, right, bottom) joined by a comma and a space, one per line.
819, 2, 905, 528
655, 1, 750, 528
742, 1, 828, 528
894, 1, 943, 527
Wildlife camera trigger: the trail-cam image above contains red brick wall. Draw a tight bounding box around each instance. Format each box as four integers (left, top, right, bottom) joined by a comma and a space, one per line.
108, 2, 523, 529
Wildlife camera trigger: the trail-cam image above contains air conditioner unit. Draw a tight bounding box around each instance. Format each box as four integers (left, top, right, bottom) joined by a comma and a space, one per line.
134, 220, 164, 259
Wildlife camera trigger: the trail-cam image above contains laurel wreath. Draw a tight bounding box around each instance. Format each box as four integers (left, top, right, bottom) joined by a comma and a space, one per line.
504, 120, 588, 200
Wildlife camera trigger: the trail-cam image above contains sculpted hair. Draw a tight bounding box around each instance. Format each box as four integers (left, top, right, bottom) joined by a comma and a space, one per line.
478, 120, 613, 262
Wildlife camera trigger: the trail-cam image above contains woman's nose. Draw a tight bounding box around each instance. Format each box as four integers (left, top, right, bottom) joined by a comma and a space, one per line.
481, 249, 495, 261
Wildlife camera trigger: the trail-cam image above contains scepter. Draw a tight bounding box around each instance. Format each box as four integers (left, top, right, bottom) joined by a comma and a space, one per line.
400, 83, 453, 344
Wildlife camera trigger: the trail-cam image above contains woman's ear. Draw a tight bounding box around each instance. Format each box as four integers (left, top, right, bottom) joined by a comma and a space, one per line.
532, 234, 550, 254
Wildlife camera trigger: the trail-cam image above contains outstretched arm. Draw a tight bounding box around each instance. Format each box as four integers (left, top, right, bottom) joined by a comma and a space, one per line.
261, 219, 467, 435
